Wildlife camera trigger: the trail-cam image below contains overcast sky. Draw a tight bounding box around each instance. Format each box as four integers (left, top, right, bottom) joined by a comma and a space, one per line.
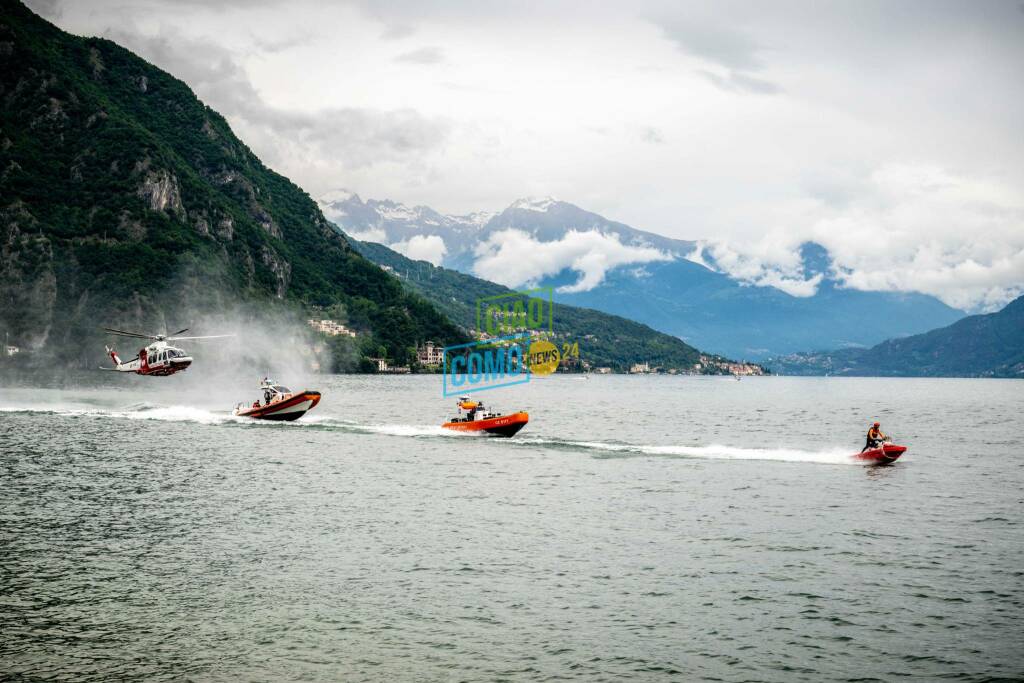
29, 0, 1024, 311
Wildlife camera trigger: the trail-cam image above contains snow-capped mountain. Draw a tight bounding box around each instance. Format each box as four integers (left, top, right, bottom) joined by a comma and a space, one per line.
324, 191, 965, 359
319, 192, 693, 271
479, 196, 695, 254
319, 191, 496, 267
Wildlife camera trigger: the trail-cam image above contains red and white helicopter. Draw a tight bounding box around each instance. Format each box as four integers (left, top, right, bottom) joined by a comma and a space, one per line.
101, 327, 232, 376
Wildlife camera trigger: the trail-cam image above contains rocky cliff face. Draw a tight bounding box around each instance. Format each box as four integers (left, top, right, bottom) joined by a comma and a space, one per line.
0, 202, 57, 349
0, 0, 463, 365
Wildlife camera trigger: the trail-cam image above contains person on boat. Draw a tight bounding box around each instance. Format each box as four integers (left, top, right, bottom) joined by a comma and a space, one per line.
861, 422, 887, 452
252, 400, 260, 409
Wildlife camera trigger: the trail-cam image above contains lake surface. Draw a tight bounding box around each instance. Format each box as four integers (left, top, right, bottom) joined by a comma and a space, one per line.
1, 375, 1022, 682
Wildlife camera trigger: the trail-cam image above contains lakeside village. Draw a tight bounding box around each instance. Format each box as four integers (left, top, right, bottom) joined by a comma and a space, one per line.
0, 320, 761, 377
307, 318, 765, 376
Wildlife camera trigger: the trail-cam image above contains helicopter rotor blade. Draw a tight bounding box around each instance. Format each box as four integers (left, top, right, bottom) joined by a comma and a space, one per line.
170, 327, 190, 337
101, 327, 156, 340
166, 334, 235, 341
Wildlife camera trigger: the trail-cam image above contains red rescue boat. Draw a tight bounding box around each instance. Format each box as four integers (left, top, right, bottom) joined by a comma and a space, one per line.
234, 378, 321, 422
442, 396, 528, 437
853, 443, 906, 464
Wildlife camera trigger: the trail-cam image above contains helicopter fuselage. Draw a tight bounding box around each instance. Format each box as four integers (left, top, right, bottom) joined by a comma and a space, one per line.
107, 340, 193, 376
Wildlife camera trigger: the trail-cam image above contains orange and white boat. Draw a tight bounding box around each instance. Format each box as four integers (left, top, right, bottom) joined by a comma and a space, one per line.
442, 397, 528, 437
234, 378, 321, 422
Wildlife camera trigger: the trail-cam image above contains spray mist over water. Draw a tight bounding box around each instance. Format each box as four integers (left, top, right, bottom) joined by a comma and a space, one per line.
128, 306, 329, 409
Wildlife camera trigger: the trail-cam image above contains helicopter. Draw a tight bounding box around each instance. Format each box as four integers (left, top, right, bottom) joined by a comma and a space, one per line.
100, 327, 232, 376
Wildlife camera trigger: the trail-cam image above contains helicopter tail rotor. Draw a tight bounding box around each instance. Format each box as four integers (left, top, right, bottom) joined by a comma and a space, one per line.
105, 345, 122, 366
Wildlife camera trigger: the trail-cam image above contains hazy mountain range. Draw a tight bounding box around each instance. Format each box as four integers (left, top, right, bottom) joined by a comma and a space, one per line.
769, 294, 1024, 378
352, 240, 750, 374
321, 193, 965, 360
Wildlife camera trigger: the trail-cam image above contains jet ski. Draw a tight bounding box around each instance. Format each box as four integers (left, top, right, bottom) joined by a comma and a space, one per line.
442, 397, 528, 437
853, 442, 906, 464
234, 378, 321, 422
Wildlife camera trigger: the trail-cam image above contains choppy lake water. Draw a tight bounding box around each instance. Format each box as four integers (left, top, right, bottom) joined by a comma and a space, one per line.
1, 375, 1022, 681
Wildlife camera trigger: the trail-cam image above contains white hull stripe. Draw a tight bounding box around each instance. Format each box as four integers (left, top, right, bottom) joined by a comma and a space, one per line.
259, 399, 312, 416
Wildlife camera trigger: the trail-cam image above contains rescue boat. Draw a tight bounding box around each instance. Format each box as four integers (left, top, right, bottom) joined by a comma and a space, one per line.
852, 443, 906, 465
234, 378, 321, 422
442, 397, 528, 437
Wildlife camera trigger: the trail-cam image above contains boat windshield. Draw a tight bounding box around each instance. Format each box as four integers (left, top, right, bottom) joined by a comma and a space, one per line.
272, 385, 290, 394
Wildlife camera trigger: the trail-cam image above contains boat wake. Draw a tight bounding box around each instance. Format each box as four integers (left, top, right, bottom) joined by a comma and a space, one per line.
1, 403, 859, 464
0, 403, 460, 435
314, 421, 456, 438
509, 436, 857, 465
0, 402, 246, 425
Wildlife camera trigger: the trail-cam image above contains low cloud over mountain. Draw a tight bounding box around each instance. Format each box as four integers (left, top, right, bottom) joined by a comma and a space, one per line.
473, 228, 671, 292
323, 194, 965, 359
37, 0, 1023, 314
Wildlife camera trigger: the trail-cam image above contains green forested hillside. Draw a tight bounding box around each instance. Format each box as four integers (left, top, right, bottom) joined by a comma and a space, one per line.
769, 295, 1024, 378
353, 240, 750, 373
0, 0, 464, 369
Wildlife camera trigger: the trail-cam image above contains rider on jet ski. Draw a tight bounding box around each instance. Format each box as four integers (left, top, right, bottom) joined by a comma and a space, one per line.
861, 422, 887, 452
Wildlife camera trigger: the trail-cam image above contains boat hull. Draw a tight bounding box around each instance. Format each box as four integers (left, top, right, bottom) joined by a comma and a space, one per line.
853, 443, 906, 464
235, 391, 321, 421
443, 411, 529, 437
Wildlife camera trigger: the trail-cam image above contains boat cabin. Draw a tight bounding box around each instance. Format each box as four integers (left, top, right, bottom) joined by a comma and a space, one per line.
260, 378, 293, 405
453, 396, 499, 422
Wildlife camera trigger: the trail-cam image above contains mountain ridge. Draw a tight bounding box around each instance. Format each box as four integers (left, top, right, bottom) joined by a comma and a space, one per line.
0, 0, 465, 370
323, 192, 965, 359
768, 295, 1024, 377
350, 238, 762, 374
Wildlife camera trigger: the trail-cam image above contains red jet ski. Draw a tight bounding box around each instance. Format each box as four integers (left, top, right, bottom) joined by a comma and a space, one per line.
234, 378, 321, 422
853, 442, 907, 464
443, 397, 528, 437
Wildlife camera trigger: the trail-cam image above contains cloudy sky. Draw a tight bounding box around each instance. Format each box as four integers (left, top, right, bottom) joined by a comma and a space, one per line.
29, 0, 1024, 311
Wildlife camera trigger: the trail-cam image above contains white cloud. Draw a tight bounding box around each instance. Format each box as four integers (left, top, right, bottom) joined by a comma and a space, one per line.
394, 46, 445, 64
344, 228, 388, 243
702, 164, 1024, 311
472, 229, 671, 292
701, 237, 823, 298
36, 0, 1024, 309
390, 234, 448, 265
